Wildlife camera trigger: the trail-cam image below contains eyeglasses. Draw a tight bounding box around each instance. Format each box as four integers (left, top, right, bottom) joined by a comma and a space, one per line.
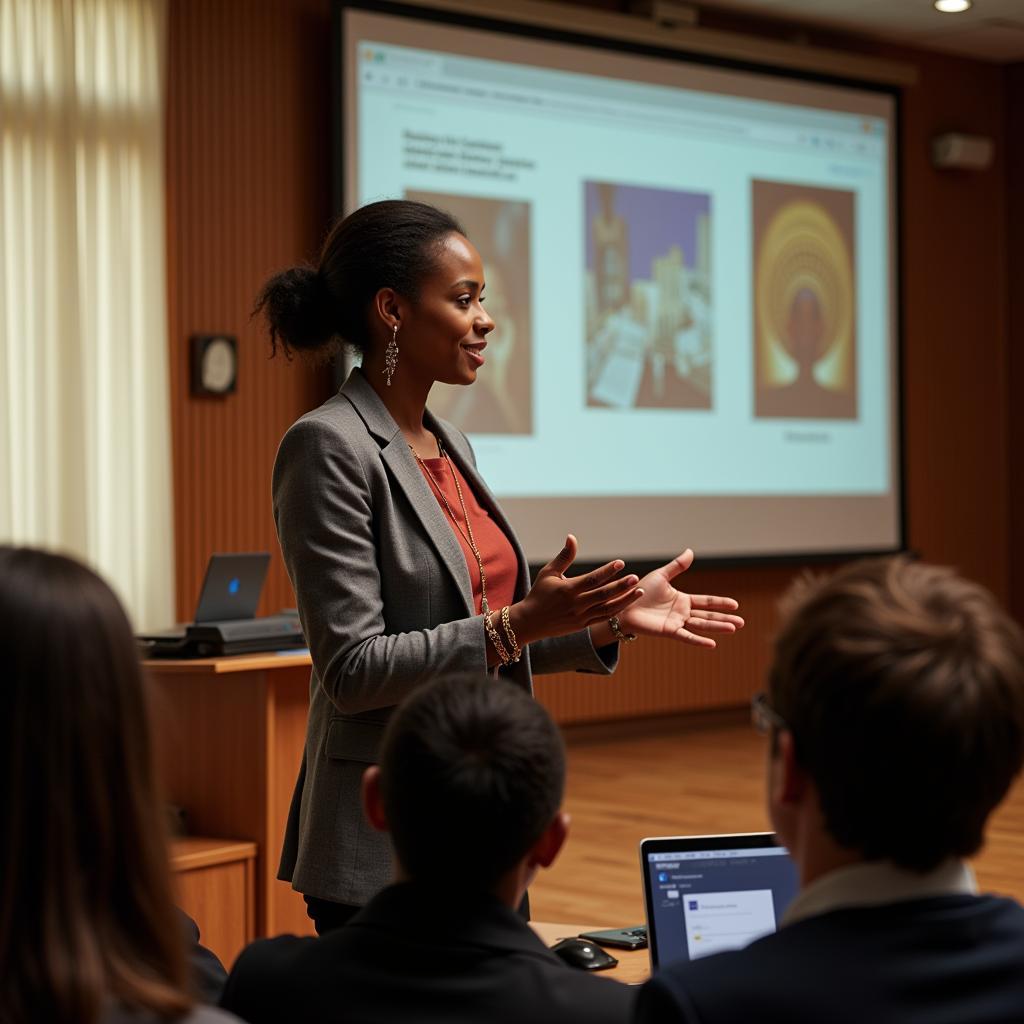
751, 691, 787, 735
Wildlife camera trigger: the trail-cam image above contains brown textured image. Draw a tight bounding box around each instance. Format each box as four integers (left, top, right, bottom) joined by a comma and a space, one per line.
407, 189, 533, 436
752, 180, 857, 420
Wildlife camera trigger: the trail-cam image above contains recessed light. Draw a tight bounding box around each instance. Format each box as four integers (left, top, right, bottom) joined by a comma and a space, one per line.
934, 0, 971, 12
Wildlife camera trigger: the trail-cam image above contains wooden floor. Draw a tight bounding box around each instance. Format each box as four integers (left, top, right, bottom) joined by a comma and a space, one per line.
530, 713, 1024, 927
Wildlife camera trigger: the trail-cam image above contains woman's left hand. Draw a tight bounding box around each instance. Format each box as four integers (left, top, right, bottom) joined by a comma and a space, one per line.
617, 549, 745, 648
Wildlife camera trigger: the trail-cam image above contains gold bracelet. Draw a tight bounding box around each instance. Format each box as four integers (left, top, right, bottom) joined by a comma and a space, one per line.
484, 610, 512, 665
500, 605, 522, 663
608, 615, 637, 643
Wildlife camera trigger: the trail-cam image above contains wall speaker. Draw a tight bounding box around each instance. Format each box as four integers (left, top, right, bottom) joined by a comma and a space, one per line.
931, 133, 994, 171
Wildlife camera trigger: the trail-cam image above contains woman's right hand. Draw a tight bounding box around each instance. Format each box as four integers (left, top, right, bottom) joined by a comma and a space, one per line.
506, 534, 642, 646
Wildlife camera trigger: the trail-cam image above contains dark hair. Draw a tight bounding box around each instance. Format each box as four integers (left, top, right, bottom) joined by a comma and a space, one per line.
0, 547, 190, 1024
770, 555, 1024, 872
378, 674, 565, 892
255, 199, 465, 358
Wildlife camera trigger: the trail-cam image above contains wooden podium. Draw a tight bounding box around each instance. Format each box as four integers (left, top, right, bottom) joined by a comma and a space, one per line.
147, 652, 316, 941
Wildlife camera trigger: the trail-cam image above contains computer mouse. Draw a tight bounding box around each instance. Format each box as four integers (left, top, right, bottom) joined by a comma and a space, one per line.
549, 936, 619, 971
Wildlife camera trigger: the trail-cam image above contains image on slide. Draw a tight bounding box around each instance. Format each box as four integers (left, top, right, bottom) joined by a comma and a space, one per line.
753, 180, 857, 420
406, 189, 533, 435
584, 180, 712, 411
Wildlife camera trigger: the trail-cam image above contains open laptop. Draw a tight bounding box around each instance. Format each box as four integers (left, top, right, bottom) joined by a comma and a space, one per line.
139, 553, 271, 643
640, 832, 799, 971
137, 551, 308, 658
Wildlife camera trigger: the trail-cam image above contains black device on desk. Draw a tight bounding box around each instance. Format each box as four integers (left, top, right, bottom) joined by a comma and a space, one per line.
550, 937, 618, 971
579, 926, 647, 951
137, 553, 305, 657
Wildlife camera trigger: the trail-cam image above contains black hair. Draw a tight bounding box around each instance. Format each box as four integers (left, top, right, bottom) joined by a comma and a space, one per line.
254, 199, 464, 358
378, 674, 565, 893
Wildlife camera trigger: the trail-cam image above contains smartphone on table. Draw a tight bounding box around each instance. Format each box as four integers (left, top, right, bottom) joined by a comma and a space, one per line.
578, 925, 648, 951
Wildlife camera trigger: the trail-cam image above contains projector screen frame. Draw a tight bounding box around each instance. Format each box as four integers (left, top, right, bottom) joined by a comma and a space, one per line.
331, 0, 907, 574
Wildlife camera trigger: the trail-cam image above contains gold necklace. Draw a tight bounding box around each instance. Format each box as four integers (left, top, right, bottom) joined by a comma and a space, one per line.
411, 437, 490, 615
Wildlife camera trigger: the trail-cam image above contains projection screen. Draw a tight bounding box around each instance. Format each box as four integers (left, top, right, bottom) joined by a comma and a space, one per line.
339, 3, 902, 564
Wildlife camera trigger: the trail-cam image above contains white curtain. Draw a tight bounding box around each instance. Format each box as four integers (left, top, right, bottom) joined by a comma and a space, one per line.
0, 0, 173, 630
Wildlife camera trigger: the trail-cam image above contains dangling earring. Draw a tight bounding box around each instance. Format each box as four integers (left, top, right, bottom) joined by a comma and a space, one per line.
384, 323, 399, 387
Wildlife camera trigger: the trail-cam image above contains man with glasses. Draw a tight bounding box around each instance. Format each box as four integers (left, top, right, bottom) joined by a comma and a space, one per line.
637, 556, 1024, 1023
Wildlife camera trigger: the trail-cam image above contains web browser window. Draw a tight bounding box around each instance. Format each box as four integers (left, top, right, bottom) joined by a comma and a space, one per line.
341, 6, 901, 561
645, 844, 799, 967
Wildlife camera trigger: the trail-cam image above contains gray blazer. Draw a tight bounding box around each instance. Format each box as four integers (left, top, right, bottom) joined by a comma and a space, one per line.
274, 369, 617, 905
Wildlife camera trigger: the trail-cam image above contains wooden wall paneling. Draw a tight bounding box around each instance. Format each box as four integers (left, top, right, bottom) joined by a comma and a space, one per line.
536, 565, 792, 722
166, 0, 333, 623
894, 51, 1009, 601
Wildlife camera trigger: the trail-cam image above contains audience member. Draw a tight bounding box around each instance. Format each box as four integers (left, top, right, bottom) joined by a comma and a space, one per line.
636, 556, 1024, 1023
0, 547, 237, 1024
221, 674, 635, 1023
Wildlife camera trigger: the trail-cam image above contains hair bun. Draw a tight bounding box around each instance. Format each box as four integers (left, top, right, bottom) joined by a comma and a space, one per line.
254, 265, 336, 356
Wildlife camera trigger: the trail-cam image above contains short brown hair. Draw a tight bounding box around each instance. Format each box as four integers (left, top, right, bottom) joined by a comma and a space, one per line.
770, 555, 1024, 872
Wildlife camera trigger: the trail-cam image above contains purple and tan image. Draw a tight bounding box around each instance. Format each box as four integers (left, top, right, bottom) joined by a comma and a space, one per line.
584, 180, 713, 411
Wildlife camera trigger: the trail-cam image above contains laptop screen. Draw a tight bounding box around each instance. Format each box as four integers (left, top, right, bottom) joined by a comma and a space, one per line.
193, 552, 270, 623
641, 833, 799, 969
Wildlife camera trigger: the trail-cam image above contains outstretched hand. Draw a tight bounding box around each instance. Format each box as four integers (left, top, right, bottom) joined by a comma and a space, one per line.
617, 549, 744, 649
513, 534, 643, 646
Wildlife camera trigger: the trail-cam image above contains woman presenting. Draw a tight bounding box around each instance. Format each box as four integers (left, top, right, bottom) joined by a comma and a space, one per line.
258, 200, 744, 934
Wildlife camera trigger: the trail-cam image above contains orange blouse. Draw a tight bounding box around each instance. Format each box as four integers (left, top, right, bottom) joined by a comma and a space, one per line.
415, 455, 519, 616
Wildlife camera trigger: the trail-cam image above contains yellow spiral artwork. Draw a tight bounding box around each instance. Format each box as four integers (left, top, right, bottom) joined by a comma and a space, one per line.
756, 199, 854, 392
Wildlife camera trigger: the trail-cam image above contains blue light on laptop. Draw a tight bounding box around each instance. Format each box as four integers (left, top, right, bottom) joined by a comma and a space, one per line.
228, 577, 240, 595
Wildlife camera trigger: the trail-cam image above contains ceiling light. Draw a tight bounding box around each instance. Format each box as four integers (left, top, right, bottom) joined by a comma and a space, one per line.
934, 0, 971, 12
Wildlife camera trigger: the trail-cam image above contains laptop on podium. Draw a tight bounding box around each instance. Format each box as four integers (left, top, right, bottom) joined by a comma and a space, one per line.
138, 552, 304, 657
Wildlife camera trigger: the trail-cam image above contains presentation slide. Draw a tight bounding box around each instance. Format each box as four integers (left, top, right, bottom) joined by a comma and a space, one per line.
645, 845, 798, 967
682, 889, 777, 960
341, 6, 901, 561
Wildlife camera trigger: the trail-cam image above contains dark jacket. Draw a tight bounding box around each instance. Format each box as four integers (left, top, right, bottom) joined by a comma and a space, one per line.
636, 894, 1024, 1024
179, 909, 229, 1004
105, 1006, 235, 1024
221, 882, 635, 1024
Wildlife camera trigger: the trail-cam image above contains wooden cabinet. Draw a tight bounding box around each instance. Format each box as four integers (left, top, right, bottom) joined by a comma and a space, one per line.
172, 837, 257, 970
148, 653, 315, 940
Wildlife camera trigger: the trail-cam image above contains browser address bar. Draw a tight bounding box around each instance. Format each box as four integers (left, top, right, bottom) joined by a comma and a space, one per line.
408, 72, 754, 140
